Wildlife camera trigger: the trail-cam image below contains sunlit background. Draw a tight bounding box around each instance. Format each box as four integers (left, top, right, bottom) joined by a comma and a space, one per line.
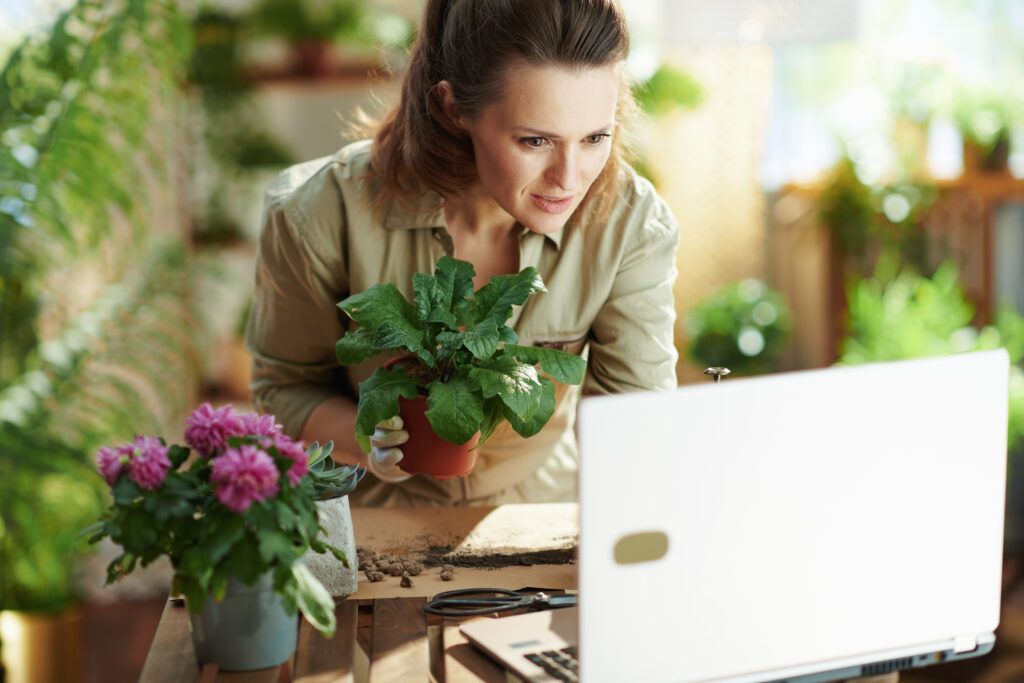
2, 0, 1024, 681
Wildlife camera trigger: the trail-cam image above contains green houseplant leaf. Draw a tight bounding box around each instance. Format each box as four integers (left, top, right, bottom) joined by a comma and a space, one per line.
335, 257, 587, 453
503, 376, 557, 438
470, 268, 546, 326
425, 375, 486, 444
504, 344, 587, 385
335, 327, 377, 365
468, 355, 543, 420
354, 366, 421, 440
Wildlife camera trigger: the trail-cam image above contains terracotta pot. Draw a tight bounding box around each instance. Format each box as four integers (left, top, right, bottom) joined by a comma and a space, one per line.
396, 394, 480, 479
291, 41, 332, 77
963, 136, 1010, 175
381, 357, 480, 479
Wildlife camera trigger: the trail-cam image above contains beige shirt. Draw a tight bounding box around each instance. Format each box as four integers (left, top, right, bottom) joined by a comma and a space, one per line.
245, 139, 679, 506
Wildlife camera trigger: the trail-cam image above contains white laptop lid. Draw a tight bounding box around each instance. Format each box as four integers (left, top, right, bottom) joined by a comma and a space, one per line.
578, 350, 1009, 683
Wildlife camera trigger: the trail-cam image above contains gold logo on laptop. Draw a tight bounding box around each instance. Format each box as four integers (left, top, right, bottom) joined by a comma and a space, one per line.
613, 531, 669, 564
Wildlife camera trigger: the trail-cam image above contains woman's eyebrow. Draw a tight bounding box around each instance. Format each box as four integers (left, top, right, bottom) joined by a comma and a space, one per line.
512, 124, 616, 139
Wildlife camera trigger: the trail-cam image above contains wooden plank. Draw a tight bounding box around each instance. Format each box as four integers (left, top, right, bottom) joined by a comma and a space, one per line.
441, 621, 506, 683
139, 598, 199, 683
217, 666, 281, 682
368, 597, 429, 682
294, 600, 358, 682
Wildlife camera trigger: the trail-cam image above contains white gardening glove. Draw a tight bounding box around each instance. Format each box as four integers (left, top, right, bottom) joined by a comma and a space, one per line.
367, 415, 412, 483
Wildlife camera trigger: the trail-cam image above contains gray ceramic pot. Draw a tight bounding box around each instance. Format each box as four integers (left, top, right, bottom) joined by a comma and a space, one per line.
189, 572, 297, 671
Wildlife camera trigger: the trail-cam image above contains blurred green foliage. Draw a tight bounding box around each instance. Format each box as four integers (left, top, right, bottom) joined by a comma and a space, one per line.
632, 63, 704, 117
686, 279, 792, 377
818, 156, 938, 273
0, 0, 202, 612
840, 258, 1024, 454
248, 0, 366, 44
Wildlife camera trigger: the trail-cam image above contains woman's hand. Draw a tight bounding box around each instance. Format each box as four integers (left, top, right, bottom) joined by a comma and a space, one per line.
367, 416, 412, 483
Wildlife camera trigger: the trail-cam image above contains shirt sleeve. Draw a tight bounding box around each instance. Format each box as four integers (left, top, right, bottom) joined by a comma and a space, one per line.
583, 197, 680, 395
244, 181, 353, 438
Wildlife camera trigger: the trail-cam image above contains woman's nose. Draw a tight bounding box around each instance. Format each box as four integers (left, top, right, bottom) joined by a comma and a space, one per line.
545, 148, 578, 192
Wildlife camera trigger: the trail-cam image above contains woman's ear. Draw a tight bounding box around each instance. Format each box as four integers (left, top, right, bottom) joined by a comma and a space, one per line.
436, 80, 464, 129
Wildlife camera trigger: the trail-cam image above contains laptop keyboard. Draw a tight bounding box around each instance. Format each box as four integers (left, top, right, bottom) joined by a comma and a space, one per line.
524, 646, 578, 682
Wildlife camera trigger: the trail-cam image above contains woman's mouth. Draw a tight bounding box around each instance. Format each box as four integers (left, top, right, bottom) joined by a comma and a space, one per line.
531, 194, 574, 214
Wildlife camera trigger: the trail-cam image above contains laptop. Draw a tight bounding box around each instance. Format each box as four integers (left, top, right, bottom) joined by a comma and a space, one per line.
461, 350, 1010, 682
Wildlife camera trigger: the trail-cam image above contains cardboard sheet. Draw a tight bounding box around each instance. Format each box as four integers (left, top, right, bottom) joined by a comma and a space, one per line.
350, 503, 579, 599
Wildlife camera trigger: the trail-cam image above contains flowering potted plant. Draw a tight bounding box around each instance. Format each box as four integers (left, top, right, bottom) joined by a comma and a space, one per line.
334, 256, 587, 478
85, 403, 363, 671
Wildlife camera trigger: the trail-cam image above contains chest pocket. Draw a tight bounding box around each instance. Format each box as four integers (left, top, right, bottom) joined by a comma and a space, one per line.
532, 334, 588, 357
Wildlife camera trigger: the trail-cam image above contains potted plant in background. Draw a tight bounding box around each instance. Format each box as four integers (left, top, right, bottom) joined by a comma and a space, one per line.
334, 256, 587, 479
84, 404, 363, 671
685, 278, 792, 377
246, 0, 365, 76
947, 83, 1022, 175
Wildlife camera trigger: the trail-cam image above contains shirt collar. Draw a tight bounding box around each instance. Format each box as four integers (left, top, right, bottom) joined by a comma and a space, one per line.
381, 187, 564, 250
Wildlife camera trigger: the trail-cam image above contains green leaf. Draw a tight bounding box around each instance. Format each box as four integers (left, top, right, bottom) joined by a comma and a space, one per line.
413, 271, 457, 328
467, 356, 543, 419
471, 267, 546, 326
337, 283, 419, 334
222, 533, 263, 585
120, 507, 158, 551
176, 574, 207, 614
476, 398, 505, 448
199, 516, 244, 565
355, 367, 421, 438
425, 376, 485, 444
79, 521, 105, 543
503, 377, 557, 438
462, 319, 500, 360
324, 542, 350, 568
167, 444, 190, 468
374, 319, 427, 356
271, 499, 300, 531
335, 328, 378, 365
498, 326, 518, 345
258, 530, 298, 564
112, 477, 141, 505
433, 256, 475, 316
503, 344, 587, 385
434, 330, 464, 362
180, 548, 213, 591
292, 563, 336, 637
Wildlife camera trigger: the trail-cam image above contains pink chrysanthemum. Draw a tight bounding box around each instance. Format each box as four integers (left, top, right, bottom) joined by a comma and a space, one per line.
96, 444, 133, 486
211, 445, 280, 513
239, 412, 282, 438
185, 402, 244, 457
127, 436, 171, 490
271, 433, 309, 486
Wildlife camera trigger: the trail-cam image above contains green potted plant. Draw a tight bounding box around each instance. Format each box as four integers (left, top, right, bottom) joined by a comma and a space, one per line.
246, 0, 365, 75
334, 256, 587, 479
685, 279, 792, 377
84, 403, 363, 671
947, 83, 1022, 174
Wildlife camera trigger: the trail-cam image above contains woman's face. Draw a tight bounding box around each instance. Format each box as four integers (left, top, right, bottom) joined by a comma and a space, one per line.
458, 64, 620, 234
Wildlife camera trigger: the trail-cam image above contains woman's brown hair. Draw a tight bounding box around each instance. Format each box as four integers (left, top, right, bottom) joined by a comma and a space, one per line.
370, 0, 634, 223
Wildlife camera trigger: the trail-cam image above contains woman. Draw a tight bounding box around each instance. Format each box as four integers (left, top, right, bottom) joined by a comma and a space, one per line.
245, 0, 680, 507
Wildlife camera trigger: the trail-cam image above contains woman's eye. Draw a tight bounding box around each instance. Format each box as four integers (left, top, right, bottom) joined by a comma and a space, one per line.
520, 137, 547, 149
586, 133, 611, 145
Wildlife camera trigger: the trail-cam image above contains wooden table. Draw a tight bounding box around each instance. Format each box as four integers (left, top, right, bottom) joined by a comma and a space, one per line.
138, 504, 896, 682
139, 592, 549, 682
140, 504, 577, 682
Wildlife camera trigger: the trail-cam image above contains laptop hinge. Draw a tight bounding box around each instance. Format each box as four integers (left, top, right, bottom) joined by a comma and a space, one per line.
953, 635, 979, 654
